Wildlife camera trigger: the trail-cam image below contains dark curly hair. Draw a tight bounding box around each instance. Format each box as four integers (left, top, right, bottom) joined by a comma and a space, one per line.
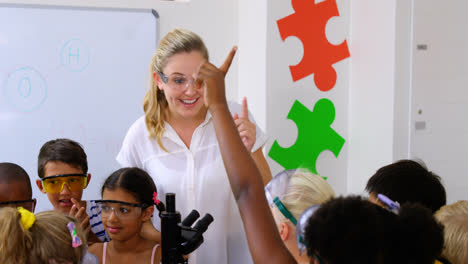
366, 159, 446, 213
304, 196, 444, 264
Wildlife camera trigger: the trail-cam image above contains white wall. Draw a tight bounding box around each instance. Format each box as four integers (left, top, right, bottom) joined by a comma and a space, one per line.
409, 0, 468, 203
265, 0, 350, 195
393, 0, 413, 161
238, 0, 267, 131
347, 0, 398, 194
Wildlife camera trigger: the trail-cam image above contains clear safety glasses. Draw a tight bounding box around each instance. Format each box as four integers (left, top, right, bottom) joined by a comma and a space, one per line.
95, 200, 148, 221
296, 204, 321, 256
158, 71, 202, 91
41, 174, 88, 194
265, 169, 299, 225
266, 169, 325, 263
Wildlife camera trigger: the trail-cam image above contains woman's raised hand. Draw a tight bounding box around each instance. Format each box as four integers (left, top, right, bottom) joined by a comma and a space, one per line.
197, 46, 237, 111
233, 97, 256, 152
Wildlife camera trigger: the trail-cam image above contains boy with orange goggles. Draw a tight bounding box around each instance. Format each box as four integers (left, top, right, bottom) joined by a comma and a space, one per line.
36, 139, 109, 244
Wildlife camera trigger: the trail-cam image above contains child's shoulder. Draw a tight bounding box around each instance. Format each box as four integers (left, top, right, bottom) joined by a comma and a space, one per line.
88, 241, 103, 252
88, 242, 104, 262
130, 240, 160, 263
138, 239, 159, 253
152, 243, 161, 264
141, 240, 160, 264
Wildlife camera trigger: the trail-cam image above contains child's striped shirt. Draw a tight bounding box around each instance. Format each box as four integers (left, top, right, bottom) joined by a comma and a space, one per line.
86, 200, 110, 242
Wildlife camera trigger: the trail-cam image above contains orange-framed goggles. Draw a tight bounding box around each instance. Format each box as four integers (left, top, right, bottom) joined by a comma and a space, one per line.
41, 173, 88, 194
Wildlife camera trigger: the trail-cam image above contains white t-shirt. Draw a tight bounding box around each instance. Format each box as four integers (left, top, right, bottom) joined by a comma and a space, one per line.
116, 101, 267, 264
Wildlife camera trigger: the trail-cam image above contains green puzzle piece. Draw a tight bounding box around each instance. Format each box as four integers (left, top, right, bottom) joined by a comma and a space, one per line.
268, 98, 345, 175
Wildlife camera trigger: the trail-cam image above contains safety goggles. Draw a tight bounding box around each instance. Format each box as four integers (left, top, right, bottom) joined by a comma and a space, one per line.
41, 174, 88, 194
296, 204, 321, 255
265, 169, 329, 226
95, 200, 148, 221
0, 199, 35, 211
265, 169, 299, 225
158, 71, 202, 92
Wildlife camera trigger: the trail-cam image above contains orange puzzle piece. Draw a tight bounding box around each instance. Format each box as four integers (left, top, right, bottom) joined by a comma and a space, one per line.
277, 0, 350, 91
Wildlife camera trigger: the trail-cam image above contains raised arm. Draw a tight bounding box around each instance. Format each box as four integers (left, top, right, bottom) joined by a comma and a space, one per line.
233, 97, 273, 185
196, 48, 296, 264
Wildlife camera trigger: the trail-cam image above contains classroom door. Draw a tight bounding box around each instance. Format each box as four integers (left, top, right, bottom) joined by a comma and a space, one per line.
410, 0, 468, 203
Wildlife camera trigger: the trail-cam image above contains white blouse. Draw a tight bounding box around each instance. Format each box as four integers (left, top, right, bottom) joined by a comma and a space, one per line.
116, 101, 267, 264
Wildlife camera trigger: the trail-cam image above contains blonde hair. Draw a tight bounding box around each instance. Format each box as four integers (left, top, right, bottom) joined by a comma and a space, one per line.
435, 201, 468, 264
272, 170, 335, 223
143, 28, 209, 151
0, 208, 86, 264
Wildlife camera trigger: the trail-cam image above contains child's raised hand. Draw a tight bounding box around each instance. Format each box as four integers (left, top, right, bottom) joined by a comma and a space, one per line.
70, 198, 91, 237
219, 46, 237, 76
198, 46, 237, 111
233, 97, 256, 151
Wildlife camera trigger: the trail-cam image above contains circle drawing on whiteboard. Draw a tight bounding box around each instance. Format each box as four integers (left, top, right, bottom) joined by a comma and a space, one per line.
60, 39, 90, 72
4, 67, 48, 112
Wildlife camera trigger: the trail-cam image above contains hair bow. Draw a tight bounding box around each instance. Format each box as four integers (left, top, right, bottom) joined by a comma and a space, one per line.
67, 222, 82, 248
377, 194, 400, 214
153, 191, 161, 205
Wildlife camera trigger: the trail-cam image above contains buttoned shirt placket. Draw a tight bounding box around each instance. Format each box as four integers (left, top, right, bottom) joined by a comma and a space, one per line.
162, 116, 212, 264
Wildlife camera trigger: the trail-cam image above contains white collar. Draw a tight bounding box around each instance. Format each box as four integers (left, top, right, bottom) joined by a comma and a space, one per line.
162, 111, 212, 141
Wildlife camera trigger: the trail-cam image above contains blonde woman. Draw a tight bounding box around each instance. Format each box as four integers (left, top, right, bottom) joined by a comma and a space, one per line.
117, 28, 271, 263
0, 207, 90, 264
434, 201, 468, 264
265, 169, 335, 263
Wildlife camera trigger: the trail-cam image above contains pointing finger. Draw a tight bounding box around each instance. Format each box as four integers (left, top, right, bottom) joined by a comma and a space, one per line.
241, 97, 249, 120
219, 46, 237, 76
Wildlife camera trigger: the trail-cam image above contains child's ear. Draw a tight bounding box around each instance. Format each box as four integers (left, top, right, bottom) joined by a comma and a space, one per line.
279, 222, 289, 241
36, 179, 46, 194
85, 173, 92, 188
142, 205, 155, 221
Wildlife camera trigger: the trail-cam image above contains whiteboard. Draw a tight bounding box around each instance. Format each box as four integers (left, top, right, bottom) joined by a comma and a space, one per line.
410, 0, 468, 203
0, 4, 158, 212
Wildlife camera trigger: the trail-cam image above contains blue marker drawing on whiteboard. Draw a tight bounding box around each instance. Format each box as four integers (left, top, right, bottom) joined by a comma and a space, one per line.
4, 67, 47, 112
60, 39, 90, 72
68, 47, 80, 65
18, 77, 32, 98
